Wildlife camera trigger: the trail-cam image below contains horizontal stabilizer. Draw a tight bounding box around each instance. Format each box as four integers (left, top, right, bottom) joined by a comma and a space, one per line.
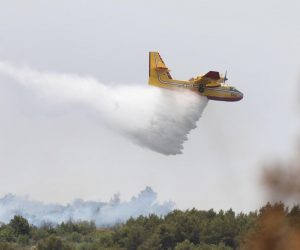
156, 66, 170, 72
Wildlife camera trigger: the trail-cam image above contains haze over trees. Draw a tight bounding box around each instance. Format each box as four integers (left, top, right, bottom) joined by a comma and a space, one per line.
1, 202, 299, 250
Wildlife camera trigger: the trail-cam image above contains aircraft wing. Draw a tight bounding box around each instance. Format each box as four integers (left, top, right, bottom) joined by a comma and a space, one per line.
199, 71, 221, 87
203, 71, 221, 80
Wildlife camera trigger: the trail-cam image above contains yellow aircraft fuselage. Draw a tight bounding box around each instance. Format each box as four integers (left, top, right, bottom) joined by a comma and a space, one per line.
148, 52, 243, 102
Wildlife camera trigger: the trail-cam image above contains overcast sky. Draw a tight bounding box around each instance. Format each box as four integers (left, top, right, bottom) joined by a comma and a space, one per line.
0, 0, 300, 212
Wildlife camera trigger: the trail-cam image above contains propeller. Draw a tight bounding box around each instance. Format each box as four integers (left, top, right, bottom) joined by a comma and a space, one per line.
224, 70, 228, 83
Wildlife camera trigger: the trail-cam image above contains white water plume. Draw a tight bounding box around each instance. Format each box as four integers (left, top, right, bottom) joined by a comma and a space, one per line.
0, 61, 208, 155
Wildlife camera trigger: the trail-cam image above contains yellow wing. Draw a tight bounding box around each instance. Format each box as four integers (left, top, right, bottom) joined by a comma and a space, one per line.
195, 71, 222, 87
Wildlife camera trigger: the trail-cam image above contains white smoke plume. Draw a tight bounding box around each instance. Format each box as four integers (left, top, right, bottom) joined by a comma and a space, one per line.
0, 187, 174, 227
0, 61, 208, 155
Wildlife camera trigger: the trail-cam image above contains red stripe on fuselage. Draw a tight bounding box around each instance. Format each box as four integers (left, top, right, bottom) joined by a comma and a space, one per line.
207, 95, 243, 102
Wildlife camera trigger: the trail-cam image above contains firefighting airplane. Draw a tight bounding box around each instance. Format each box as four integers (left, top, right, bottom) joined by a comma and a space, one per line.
148, 52, 243, 102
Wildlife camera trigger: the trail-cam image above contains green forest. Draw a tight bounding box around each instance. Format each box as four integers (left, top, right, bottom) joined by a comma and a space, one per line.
1, 202, 300, 250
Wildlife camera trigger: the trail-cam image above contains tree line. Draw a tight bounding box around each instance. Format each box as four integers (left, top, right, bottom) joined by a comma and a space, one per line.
1, 202, 300, 250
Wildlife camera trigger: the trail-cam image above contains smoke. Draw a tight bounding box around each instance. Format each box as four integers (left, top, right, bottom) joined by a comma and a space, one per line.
0, 61, 208, 155
0, 187, 174, 227
242, 153, 300, 249
244, 106, 300, 249
261, 143, 300, 205
262, 163, 300, 203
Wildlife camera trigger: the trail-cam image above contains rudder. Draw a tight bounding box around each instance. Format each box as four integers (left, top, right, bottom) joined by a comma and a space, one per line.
148, 52, 172, 86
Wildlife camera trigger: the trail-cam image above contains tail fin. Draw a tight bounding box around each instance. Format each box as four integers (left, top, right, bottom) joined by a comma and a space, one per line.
148, 52, 172, 86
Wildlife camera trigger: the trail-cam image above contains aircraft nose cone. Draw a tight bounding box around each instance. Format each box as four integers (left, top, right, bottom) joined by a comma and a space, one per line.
237, 91, 243, 100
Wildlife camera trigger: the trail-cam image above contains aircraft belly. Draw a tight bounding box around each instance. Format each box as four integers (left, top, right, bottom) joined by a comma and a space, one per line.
206, 96, 242, 102
203, 88, 242, 101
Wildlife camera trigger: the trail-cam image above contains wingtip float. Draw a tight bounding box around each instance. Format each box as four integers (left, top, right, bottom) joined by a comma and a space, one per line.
148, 52, 243, 102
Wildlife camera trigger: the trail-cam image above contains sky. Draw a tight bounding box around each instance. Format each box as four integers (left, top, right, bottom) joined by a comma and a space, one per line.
0, 0, 300, 212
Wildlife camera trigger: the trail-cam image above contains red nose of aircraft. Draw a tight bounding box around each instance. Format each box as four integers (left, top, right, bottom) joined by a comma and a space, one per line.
236, 91, 243, 101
